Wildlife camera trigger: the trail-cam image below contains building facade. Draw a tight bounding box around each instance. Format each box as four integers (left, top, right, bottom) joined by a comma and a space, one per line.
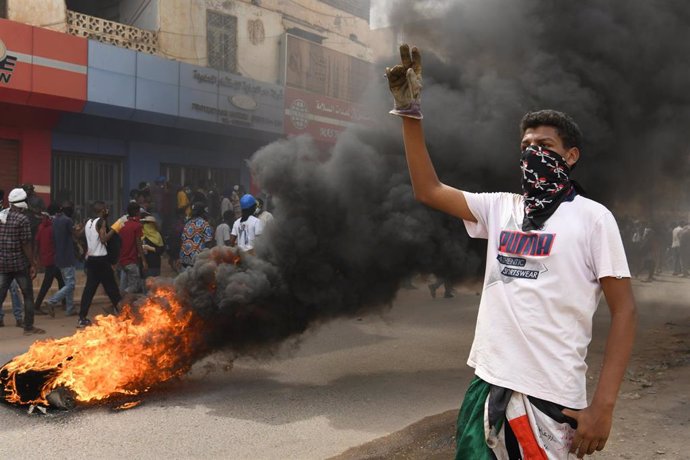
0, 0, 375, 217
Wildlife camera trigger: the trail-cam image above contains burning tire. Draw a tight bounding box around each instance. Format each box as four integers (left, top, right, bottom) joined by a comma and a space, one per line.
46, 387, 77, 410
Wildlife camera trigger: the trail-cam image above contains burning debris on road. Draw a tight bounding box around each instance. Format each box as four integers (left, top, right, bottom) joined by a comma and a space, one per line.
0, 286, 205, 411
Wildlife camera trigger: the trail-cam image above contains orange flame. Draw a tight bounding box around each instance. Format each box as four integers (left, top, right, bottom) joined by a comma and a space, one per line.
1, 286, 204, 406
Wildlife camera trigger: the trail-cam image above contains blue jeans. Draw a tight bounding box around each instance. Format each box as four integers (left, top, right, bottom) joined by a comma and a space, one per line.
0, 271, 36, 329
3, 280, 24, 321
48, 266, 76, 314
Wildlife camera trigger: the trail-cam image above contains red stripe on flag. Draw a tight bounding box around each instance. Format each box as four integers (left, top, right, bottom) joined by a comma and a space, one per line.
508, 415, 548, 459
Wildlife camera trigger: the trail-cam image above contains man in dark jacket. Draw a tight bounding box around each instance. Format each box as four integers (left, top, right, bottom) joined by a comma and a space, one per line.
43, 201, 79, 316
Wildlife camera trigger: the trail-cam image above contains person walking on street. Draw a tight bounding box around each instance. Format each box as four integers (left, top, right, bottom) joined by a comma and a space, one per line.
428, 276, 455, 299
230, 194, 264, 255
221, 187, 233, 217
117, 202, 147, 295
230, 185, 241, 220
671, 221, 686, 276
177, 184, 192, 218
215, 210, 233, 247
0, 188, 45, 334
254, 197, 274, 228
34, 203, 65, 315
43, 201, 79, 317
77, 201, 122, 328
0, 189, 29, 327
141, 214, 165, 283
179, 202, 213, 270
387, 45, 635, 459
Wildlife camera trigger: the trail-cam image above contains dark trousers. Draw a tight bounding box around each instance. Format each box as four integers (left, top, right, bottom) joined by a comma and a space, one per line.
0, 269, 36, 330
35, 265, 65, 308
79, 256, 122, 320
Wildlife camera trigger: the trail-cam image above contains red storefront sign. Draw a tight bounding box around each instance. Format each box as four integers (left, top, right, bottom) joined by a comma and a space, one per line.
0, 19, 87, 112
0, 19, 87, 202
283, 87, 376, 144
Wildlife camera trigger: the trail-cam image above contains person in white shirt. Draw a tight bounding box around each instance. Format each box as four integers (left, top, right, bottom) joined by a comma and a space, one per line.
215, 210, 233, 247
671, 222, 686, 275
387, 44, 636, 459
77, 201, 122, 328
254, 197, 274, 227
230, 194, 263, 254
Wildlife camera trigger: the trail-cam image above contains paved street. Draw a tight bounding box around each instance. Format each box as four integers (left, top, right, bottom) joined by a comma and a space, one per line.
2, 275, 688, 459
0, 281, 479, 459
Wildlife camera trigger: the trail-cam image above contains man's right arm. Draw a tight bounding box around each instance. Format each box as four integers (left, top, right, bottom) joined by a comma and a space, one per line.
402, 118, 476, 222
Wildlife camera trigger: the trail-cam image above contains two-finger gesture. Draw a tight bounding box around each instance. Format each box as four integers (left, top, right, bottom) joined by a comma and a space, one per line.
385, 44, 423, 119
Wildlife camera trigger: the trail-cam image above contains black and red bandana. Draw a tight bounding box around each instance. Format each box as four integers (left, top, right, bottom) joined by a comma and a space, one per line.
520, 145, 575, 231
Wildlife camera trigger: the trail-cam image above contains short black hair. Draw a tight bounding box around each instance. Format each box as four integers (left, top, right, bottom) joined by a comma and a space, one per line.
47, 203, 60, 215
520, 110, 583, 149
222, 210, 234, 223
192, 202, 206, 218
92, 200, 106, 215
127, 201, 140, 217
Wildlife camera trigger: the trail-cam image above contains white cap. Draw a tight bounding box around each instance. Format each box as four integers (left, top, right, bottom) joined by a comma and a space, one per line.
8, 188, 27, 204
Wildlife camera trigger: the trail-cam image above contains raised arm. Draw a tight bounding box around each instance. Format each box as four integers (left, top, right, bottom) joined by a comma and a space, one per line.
387, 44, 476, 222
401, 118, 476, 221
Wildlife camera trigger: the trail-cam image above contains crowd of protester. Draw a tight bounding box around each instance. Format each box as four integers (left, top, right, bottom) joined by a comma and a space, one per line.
0, 179, 273, 332
619, 217, 690, 282
3, 177, 687, 332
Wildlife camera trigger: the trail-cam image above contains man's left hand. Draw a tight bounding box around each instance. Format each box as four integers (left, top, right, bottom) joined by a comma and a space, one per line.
562, 405, 613, 458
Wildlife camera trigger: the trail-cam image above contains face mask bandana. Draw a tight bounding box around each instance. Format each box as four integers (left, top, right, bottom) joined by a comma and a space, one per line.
520, 145, 575, 231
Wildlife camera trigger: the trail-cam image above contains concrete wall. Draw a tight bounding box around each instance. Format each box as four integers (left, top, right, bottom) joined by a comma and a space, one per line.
267, 0, 372, 61
7, 0, 66, 32
159, 0, 373, 85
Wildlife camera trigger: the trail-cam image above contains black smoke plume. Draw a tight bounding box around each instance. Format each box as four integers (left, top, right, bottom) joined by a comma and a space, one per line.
385, 0, 690, 212
175, 129, 480, 351
177, 0, 690, 350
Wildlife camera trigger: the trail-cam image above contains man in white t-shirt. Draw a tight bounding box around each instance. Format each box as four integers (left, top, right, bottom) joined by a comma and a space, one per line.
215, 210, 233, 247
254, 197, 274, 228
386, 44, 636, 459
230, 194, 264, 254
671, 222, 686, 276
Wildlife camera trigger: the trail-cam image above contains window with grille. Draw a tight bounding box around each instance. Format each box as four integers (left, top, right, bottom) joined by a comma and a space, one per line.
160, 163, 239, 192
52, 152, 124, 222
206, 10, 238, 73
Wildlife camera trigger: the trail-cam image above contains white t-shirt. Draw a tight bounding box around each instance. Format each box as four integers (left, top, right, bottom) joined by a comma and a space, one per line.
257, 210, 274, 227
463, 192, 630, 408
231, 215, 263, 252
85, 218, 107, 257
672, 226, 683, 248
215, 222, 231, 247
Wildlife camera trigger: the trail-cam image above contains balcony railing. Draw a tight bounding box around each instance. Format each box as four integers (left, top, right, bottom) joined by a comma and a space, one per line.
67, 10, 159, 55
